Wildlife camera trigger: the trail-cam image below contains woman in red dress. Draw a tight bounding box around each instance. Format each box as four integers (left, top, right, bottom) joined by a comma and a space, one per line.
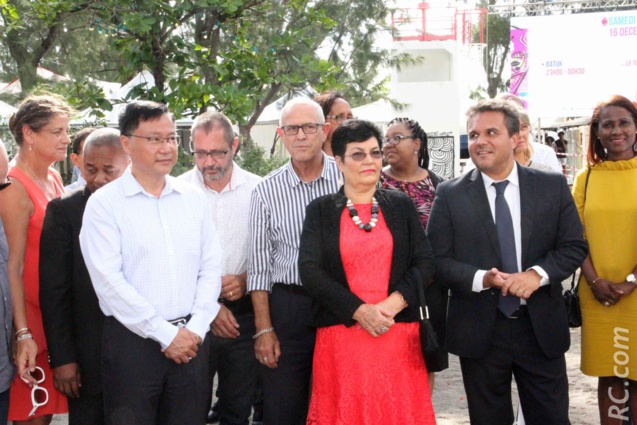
0, 94, 71, 424
299, 119, 437, 424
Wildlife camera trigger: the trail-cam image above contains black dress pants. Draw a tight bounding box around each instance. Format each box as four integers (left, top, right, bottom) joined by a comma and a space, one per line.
102, 317, 211, 425
262, 285, 316, 425
208, 312, 258, 425
459, 312, 570, 425
68, 392, 104, 425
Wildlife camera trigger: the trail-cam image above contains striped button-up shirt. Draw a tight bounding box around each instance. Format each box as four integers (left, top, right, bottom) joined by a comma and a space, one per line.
248, 153, 341, 292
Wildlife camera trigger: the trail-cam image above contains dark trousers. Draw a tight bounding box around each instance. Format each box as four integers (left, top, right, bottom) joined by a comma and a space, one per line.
102, 317, 211, 425
0, 388, 8, 425
69, 392, 104, 425
459, 312, 570, 425
262, 285, 316, 425
208, 312, 258, 425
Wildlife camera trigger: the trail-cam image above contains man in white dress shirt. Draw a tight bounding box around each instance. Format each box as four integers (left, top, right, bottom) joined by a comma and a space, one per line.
80, 101, 222, 425
179, 111, 262, 425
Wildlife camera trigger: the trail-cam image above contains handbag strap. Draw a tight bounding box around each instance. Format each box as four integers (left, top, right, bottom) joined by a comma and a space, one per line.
571, 167, 592, 290
584, 166, 592, 202
412, 267, 429, 321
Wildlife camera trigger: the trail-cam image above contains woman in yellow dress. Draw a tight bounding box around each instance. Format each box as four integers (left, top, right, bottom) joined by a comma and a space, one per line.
572, 95, 637, 425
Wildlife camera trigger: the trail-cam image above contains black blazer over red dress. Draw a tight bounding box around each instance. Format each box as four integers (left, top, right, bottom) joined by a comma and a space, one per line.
298, 188, 435, 328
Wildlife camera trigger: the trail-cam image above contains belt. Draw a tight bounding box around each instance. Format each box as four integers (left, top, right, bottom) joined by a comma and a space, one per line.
168, 315, 192, 328
500, 305, 528, 319
274, 283, 308, 297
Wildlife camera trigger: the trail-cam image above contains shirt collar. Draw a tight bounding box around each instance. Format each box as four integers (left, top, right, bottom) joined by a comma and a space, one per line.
481, 161, 520, 190
285, 152, 336, 187
194, 161, 246, 193
122, 169, 182, 198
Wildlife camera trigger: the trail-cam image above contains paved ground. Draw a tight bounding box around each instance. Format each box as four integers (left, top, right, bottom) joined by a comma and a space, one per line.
48, 327, 597, 425
49, 278, 598, 425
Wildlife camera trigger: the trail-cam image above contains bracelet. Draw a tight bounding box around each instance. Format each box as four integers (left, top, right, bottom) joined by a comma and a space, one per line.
14, 327, 30, 337
591, 277, 601, 286
16, 333, 33, 342
253, 327, 274, 339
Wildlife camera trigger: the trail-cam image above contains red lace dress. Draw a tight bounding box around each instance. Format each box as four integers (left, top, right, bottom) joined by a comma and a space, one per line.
306, 205, 436, 425
8, 167, 68, 420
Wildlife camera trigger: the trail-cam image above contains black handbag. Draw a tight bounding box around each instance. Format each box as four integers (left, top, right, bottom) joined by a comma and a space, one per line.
563, 272, 582, 328
562, 167, 591, 329
414, 268, 440, 356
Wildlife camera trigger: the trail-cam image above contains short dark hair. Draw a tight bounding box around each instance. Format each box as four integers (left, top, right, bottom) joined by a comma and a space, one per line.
332, 119, 382, 158
119, 101, 173, 136
387, 117, 429, 169
71, 127, 96, 155
587, 95, 637, 165
313, 90, 346, 117
466, 99, 520, 137
190, 111, 234, 148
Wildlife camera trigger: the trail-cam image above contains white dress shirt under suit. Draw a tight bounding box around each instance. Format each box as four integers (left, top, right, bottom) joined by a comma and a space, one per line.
472, 163, 549, 297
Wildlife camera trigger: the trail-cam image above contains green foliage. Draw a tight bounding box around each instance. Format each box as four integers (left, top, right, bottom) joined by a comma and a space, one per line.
235, 139, 287, 177
1, 0, 409, 172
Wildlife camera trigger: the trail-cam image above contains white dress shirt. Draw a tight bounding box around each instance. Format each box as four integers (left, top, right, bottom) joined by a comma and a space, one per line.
65, 174, 86, 192
530, 141, 561, 173
179, 162, 262, 276
472, 163, 549, 295
80, 170, 222, 349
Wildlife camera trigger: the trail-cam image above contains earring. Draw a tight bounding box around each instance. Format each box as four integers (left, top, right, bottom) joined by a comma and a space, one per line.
28, 145, 32, 151
414, 151, 418, 155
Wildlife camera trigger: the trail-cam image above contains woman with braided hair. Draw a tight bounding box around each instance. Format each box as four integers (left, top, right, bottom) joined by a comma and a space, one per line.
380, 117, 448, 391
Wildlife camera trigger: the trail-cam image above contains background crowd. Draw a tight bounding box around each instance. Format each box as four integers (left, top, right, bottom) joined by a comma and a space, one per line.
0, 90, 634, 425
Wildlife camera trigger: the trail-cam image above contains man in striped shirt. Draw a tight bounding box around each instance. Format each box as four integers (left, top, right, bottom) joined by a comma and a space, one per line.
248, 97, 341, 424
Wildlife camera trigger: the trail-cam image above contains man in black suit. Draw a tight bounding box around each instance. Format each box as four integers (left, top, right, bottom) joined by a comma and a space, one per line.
40, 128, 129, 425
427, 99, 587, 425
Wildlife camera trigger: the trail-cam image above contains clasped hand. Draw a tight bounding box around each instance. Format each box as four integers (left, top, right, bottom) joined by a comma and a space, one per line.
484, 268, 541, 300
590, 278, 636, 306
353, 303, 395, 338
162, 328, 201, 364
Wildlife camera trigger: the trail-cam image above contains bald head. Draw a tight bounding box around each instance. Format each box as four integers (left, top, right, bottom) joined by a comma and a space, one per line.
81, 128, 130, 193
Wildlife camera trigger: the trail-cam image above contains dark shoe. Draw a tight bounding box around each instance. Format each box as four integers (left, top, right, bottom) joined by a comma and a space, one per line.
252, 403, 263, 424
207, 400, 221, 424
206, 409, 220, 424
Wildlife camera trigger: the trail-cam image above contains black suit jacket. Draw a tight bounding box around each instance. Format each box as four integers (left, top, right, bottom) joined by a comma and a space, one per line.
426, 165, 587, 359
40, 187, 105, 395
299, 188, 436, 328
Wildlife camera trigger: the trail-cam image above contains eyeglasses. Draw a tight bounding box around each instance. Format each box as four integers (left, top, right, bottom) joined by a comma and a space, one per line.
383, 135, 414, 146
191, 150, 230, 160
0, 178, 11, 191
344, 150, 383, 162
326, 114, 356, 123
125, 134, 181, 146
26, 367, 49, 417
280, 123, 323, 136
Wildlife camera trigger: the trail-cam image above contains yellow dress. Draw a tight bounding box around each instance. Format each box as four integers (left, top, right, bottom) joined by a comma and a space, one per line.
572, 156, 637, 379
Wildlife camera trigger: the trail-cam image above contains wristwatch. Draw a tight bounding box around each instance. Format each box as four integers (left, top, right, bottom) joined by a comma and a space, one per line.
626, 274, 636, 285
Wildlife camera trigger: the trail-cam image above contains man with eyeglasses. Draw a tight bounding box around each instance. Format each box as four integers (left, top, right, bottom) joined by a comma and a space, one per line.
314, 90, 355, 156
0, 140, 14, 425
248, 97, 341, 424
80, 101, 223, 425
179, 111, 262, 425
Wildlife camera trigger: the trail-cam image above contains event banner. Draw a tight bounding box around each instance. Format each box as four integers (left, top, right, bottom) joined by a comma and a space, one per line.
511, 10, 637, 118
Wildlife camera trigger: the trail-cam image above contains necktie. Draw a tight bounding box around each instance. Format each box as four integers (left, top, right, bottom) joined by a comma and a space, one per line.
493, 181, 520, 316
